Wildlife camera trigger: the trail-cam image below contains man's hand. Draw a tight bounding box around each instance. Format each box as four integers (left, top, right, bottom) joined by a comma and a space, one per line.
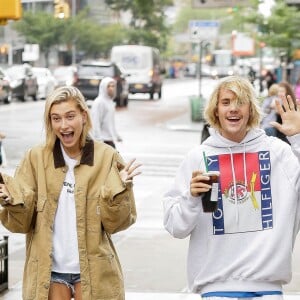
190, 171, 211, 197
270, 95, 300, 136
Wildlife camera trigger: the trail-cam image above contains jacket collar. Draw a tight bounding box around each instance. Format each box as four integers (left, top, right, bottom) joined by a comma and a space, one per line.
53, 138, 94, 168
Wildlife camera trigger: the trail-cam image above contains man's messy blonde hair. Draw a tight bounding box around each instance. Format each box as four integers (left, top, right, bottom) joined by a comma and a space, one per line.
204, 75, 262, 131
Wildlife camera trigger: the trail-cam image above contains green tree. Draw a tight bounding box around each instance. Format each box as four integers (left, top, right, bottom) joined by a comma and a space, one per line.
241, 0, 300, 61
63, 9, 126, 59
12, 10, 128, 65
13, 11, 66, 67
105, 0, 172, 51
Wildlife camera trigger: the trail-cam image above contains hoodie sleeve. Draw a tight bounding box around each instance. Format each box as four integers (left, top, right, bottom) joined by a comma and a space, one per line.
163, 147, 204, 239
91, 100, 105, 140
288, 134, 300, 195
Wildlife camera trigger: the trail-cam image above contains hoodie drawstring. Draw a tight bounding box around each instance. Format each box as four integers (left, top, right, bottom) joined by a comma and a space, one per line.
228, 148, 239, 224
228, 144, 248, 224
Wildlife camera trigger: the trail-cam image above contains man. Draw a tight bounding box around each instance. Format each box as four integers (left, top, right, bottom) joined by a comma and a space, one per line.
163, 76, 300, 299
91, 77, 122, 148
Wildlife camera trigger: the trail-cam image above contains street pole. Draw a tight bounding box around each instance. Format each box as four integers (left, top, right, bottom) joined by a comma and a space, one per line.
199, 40, 202, 98
198, 40, 209, 98
71, 0, 76, 65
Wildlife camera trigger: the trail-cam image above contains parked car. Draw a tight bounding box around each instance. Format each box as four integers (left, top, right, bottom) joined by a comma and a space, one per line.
53, 65, 77, 87
32, 67, 57, 99
74, 60, 129, 107
0, 67, 12, 104
5, 64, 38, 101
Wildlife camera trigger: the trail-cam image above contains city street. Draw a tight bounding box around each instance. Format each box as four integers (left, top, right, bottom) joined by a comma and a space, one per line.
0, 77, 300, 298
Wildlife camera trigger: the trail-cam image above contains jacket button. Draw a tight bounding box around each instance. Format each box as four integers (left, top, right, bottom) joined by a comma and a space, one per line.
44, 283, 49, 289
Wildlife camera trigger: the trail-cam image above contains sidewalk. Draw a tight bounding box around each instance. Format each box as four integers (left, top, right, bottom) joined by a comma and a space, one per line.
1, 282, 299, 300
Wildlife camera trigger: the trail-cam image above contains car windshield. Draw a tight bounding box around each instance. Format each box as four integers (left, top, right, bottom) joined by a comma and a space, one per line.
32, 68, 48, 77
113, 52, 151, 70
78, 65, 114, 77
53, 67, 74, 78
6, 66, 26, 79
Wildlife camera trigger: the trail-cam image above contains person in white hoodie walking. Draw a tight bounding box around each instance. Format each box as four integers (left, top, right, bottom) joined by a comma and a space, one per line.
91, 77, 122, 149
163, 75, 300, 299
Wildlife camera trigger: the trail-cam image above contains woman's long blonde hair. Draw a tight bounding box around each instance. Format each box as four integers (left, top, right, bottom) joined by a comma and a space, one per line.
204, 76, 262, 131
44, 86, 92, 150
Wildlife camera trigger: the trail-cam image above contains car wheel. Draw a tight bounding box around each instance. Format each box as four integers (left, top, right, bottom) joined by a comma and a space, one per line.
22, 89, 28, 102
32, 93, 38, 101
114, 96, 121, 107
150, 90, 154, 99
158, 88, 162, 99
4, 91, 12, 104
124, 96, 128, 107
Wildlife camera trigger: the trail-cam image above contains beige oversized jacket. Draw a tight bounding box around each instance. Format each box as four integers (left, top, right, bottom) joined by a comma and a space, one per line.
0, 139, 137, 300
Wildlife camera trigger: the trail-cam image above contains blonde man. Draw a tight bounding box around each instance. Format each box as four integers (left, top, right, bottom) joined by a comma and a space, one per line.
164, 76, 300, 300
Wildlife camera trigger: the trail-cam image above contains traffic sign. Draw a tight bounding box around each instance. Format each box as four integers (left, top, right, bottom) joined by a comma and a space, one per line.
189, 20, 219, 42
192, 0, 250, 8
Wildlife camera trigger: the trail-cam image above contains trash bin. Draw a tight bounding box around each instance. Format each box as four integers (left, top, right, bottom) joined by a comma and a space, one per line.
190, 95, 205, 122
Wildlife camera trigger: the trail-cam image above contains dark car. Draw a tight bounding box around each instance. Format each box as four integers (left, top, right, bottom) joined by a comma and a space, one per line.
74, 60, 129, 107
0, 67, 12, 104
5, 64, 38, 101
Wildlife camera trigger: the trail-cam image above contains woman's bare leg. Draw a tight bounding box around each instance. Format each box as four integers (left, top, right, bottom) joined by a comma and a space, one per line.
48, 282, 72, 300
74, 282, 82, 300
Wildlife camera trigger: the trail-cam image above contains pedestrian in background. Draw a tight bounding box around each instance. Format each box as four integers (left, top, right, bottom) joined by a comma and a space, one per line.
0, 86, 141, 300
91, 77, 122, 149
264, 69, 277, 90
294, 76, 300, 100
163, 76, 300, 299
260, 83, 279, 136
0, 131, 6, 167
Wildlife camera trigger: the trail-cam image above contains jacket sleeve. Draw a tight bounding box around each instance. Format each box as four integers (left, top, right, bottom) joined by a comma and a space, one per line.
99, 152, 137, 234
163, 147, 203, 239
0, 150, 36, 233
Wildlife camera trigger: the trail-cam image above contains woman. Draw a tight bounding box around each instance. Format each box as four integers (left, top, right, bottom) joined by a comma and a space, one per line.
0, 86, 141, 300
260, 83, 279, 136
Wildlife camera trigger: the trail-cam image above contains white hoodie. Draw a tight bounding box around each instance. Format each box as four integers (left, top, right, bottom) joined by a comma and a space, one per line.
91, 77, 119, 142
163, 128, 300, 295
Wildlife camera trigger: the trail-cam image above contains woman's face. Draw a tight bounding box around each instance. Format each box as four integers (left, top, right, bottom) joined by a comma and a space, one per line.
50, 99, 86, 156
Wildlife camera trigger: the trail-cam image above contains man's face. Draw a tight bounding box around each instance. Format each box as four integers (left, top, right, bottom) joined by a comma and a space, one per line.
107, 82, 116, 99
216, 88, 251, 143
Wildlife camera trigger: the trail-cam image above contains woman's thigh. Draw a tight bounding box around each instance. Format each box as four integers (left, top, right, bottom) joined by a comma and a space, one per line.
48, 282, 72, 300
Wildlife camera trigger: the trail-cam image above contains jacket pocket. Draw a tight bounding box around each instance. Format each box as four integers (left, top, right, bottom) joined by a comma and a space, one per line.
23, 258, 38, 300
34, 196, 47, 233
88, 254, 123, 298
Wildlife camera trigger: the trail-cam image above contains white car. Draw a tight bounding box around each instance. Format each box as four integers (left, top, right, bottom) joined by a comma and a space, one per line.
32, 67, 57, 99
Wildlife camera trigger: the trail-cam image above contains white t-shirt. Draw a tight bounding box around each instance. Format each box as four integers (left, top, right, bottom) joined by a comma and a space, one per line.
52, 146, 80, 273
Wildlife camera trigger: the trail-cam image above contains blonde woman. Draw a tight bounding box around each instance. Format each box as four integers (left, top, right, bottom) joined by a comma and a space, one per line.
0, 86, 141, 300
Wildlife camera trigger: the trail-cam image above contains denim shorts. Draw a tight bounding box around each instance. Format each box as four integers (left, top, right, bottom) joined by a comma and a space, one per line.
51, 271, 81, 296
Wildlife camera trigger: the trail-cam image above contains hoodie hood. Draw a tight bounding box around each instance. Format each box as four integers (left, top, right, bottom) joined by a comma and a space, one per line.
96, 77, 115, 102
203, 127, 266, 149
